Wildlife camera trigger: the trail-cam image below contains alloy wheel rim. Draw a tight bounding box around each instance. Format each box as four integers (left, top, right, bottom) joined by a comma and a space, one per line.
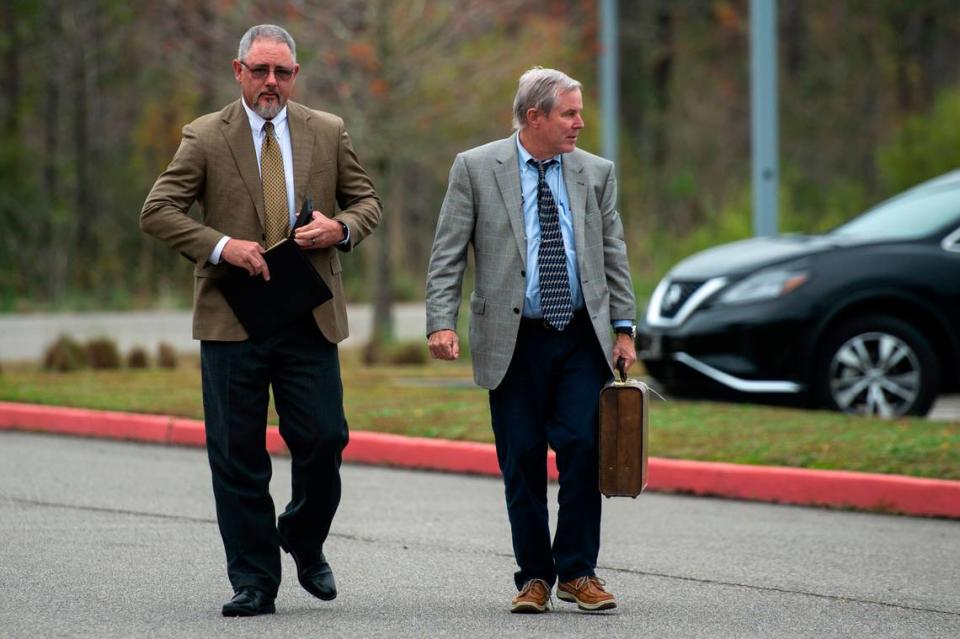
828, 331, 921, 417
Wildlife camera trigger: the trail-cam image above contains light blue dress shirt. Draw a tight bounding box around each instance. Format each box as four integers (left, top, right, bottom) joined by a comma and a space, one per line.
515, 136, 632, 331
516, 136, 584, 318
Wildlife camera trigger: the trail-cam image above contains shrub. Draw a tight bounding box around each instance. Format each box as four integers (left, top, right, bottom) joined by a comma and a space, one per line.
362, 339, 429, 366
877, 88, 960, 193
126, 346, 150, 369
156, 342, 179, 369
42, 335, 87, 372
361, 340, 382, 366
387, 341, 429, 365
86, 338, 122, 369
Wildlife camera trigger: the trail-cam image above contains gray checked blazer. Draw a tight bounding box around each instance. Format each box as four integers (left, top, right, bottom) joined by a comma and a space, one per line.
426, 133, 636, 390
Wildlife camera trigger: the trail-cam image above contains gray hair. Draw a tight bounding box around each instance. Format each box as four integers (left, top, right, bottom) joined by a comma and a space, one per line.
238, 24, 297, 63
512, 67, 582, 130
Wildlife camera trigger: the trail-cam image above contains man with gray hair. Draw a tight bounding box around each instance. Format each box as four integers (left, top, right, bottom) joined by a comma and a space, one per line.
426, 67, 637, 613
142, 24, 381, 616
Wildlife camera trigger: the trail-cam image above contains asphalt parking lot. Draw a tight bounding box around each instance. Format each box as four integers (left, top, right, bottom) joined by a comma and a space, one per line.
2, 431, 958, 638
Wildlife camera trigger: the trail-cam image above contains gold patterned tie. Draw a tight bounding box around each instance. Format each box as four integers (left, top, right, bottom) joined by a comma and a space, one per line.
261, 121, 289, 247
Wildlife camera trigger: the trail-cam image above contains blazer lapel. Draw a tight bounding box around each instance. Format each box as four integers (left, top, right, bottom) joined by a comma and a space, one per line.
287, 102, 314, 209
493, 135, 527, 267
563, 151, 588, 269
220, 100, 265, 229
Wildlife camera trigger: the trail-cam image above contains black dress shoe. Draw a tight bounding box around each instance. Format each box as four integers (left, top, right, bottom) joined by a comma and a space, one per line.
281, 543, 337, 601
221, 588, 276, 617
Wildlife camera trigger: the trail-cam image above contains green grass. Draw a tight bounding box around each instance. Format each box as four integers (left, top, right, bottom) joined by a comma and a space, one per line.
1, 354, 957, 480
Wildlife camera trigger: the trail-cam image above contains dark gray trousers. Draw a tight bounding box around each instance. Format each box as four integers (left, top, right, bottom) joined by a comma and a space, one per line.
200, 318, 348, 597
489, 310, 610, 590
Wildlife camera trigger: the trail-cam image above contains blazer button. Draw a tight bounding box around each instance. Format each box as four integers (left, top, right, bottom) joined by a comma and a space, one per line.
513, 307, 520, 314
520, 270, 526, 277
261, 233, 267, 240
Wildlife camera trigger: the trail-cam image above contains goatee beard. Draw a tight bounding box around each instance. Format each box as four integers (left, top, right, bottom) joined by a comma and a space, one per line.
254, 98, 282, 119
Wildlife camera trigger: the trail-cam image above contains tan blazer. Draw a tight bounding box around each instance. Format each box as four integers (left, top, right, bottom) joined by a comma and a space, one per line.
426, 134, 636, 390
141, 100, 381, 343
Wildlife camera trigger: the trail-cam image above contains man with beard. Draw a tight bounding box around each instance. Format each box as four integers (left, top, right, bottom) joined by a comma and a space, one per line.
141, 24, 381, 616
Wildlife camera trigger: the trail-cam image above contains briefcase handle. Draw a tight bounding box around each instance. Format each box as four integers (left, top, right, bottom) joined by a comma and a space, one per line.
616, 357, 627, 383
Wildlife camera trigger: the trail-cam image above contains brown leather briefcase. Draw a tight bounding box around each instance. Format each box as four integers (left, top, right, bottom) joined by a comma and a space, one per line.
598, 361, 649, 498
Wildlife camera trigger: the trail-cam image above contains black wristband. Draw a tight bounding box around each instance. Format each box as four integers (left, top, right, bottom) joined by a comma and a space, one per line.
613, 325, 636, 339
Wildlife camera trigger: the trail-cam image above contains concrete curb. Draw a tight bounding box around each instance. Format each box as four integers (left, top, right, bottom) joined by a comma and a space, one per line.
2, 401, 958, 519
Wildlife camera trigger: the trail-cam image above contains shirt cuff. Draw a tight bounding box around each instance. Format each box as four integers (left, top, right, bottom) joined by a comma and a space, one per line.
209, 236, 231, 264
612, 320, 633, 329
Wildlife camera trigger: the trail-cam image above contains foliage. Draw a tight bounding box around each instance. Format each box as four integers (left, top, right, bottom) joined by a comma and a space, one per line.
3, 1, 960, 319
876, 87, 960, 193
620, 0, 960, 292
42, 335, 87, 372
362, 339, 429, 366
156, 342, 179, 369
126, 346, 150, 369
85, 338, 122, 370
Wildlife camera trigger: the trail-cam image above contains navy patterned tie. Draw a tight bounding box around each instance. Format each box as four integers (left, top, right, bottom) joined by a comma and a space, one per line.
530, 159, 574, 330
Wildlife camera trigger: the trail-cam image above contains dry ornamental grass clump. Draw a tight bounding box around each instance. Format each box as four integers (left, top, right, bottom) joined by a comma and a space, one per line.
362, 340, 429, 366
42, 335, 88, 372
126, 346, 150, 369
387, 341, 428, 366
86, 338, 122, 370
156, 342, 179, 369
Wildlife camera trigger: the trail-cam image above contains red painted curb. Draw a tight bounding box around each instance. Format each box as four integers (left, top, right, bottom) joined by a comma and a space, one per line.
0, 403, 172, 443
344, 430, 521, 477
647, 458, 960, 518
1, 401, 958, 518
168, 418, 206, 447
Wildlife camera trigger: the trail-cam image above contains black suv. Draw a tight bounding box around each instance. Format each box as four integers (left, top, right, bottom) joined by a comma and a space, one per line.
637, 171, 960, 417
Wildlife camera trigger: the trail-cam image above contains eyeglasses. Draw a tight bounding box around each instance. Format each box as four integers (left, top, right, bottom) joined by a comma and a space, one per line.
239, 60, 295, 82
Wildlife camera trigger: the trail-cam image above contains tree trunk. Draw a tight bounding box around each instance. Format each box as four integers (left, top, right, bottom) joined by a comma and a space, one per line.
44, 0, 66, 304
651, 1, 673, 169
619, 1, 646, 157
367, 0, 395, 356
371, 159, 394, 347
1, 0, 20, 136
71, 3, 101, 292
782, 0, 805, 79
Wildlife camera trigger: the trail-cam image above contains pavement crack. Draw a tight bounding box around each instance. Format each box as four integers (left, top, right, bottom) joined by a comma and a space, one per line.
600, 564, 960, 618
1, 496, 216, 524
7, 495, 956, 619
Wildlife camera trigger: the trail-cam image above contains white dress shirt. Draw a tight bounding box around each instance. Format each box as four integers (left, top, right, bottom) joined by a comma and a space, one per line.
209, 101, 297, 263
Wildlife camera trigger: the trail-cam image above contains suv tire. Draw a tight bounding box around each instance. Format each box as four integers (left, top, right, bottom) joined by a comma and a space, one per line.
815, 316, 939, 417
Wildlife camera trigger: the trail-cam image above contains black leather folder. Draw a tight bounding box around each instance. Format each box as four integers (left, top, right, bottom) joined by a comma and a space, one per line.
217, 198, 332, 340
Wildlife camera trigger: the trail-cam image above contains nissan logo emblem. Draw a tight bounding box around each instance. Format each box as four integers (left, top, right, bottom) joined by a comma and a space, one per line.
664, 283, 683, 310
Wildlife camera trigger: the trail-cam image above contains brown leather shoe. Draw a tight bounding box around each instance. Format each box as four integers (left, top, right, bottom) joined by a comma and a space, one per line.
557, 576, 617, 611
510, 578, 552, 613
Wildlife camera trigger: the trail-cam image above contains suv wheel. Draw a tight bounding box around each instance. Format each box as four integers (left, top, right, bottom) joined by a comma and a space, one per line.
815, 316, 939, 417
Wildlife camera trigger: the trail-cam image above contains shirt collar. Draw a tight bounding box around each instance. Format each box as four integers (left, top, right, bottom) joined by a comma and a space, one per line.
241, 99, 288, 137
516, 133, 562, 172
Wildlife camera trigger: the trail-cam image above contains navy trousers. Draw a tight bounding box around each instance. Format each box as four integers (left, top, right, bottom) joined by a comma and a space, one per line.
489, 310, 611, 589
200, 318, 348, 597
